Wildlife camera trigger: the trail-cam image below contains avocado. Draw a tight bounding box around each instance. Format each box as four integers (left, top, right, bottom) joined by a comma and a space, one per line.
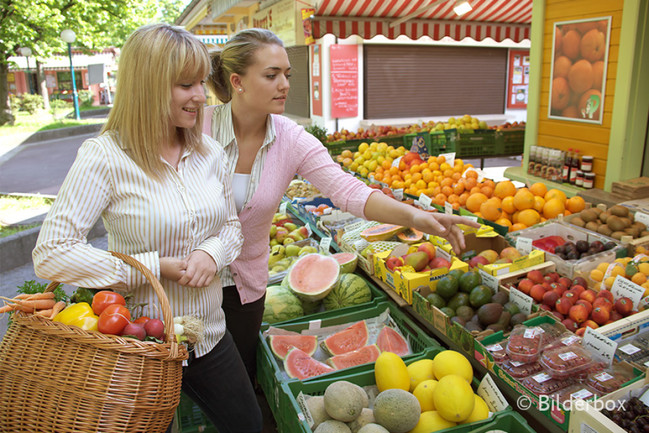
510, 312, 528, 327
477, 303, 504, 327
459, 271, 482, 293
464, 321, 483, 332
496, 311, 512, 330
455, 305, 475, 322
440, 307, 455, 317
469, 285, 493, 308
503, 301, 521, 316
436, 276, 459, 301
492, 291, 509, 305
426, 292, 447, 309
447, 292, 470, 311
487, 324, 504, 332
451, 316, 467, 327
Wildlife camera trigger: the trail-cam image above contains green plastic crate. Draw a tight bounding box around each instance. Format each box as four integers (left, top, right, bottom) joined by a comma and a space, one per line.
324, 140, 357, 156
430, 129, 497, 158
257, 301, 442, 429
260, 273, 388, 329
494, 129, 525, 156
461, 411, 535, 433
175, 392, 218, 433
279, 357, 509, 433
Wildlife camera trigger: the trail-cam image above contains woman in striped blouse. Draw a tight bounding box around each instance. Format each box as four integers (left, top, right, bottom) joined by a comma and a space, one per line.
204, 28, 480, 384
33, 24, 262, 433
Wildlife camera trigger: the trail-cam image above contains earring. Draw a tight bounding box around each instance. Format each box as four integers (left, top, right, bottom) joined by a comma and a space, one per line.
238, 88, 243, 93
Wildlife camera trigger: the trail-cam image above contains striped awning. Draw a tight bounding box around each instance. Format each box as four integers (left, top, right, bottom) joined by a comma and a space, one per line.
312, 0, 532, 42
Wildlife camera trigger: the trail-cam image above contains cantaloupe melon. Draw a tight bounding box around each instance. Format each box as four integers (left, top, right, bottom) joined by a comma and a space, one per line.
347, 408, 375, 433
324, 381, 366, 422
305, 396, 331, 430
357, 424, 389, 433
314, 419, 352, 433
372, 389, 421, 433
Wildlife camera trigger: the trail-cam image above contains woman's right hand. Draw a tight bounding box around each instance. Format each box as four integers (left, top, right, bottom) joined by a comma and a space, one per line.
160, 257, 188, 281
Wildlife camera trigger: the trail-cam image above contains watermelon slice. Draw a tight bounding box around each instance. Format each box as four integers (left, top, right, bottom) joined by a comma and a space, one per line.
376, 326, 410, 356
321, 321, 369, 356
268, 334, 318, 360
284, 347, 335, 380
288, 253, 340, 301
327, 345, 381, 370
332, 252, 358, 274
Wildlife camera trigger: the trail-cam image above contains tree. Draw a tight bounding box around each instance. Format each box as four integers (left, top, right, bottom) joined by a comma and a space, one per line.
0, 0, 184, 125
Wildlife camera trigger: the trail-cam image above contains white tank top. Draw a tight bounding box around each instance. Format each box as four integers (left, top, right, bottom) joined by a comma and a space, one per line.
232, 173, 251, 213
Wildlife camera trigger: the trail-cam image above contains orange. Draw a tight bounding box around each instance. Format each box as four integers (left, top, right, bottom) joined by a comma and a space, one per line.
566, 196, 586, 213
494, 181, 517, 199
529, 182, 548, 197
447, 194, 460, 204
480, 198, 503, 221
415, 179, 427, 190
392, 180, 404, 189
545, 188, 567, 203
435, 193, 447, 206
453, 182, 465, 195
496, 217, 513, 228
411, 172, 423, 182
466, 193, 489, 213
465, 170, 478, 179
441, 177, 454, 188
458, 193, 469, 206
511, 223, 527, 232
442, 186, 454, 197
389, 166, 399, 175
518, 209, 542, 227
480, 186, 494, 197
513, 189, 535, 211
502, 196, 516, 214
632, 273, 648, 285
470, 186, 482, 195
436, 155, 446, 165
543, 198, 566, 219
533, 196, 545, 213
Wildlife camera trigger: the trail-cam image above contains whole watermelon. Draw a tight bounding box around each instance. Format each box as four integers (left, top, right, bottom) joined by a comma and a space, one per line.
263, 285, 304, 324
323, 274, 372, 311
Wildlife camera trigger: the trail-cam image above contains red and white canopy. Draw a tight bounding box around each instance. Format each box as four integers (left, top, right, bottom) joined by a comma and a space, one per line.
312, 0, 532, 42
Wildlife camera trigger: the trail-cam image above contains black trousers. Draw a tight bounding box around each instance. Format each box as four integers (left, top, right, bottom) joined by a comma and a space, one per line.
221, 285, 267, 384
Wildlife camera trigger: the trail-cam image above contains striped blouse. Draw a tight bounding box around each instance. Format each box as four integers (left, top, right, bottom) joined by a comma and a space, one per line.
32, 132, 243, 358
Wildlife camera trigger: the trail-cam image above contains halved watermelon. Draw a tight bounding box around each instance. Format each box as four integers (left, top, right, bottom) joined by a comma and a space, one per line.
332, 252, 358, 274
288, 253, 340, 301
327, 345, 381, 370
376, 326, 410, 356
268, 334, 318, 360
284, 347, 335, 380
321, 321, 369, 356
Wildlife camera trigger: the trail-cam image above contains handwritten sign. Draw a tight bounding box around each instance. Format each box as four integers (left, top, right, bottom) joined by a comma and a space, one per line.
509, 287, 533, 315
477, 373, 508, 412
582, 327, 617, 366
436, 247, 452, 264
440, 152, 456, 167
393, 188, 404, 201
515, 237, 533, 255
279, 201, 288, 214
330, 45, 358, 118
479, 269, 499, 293
445, 202, 453, 215
418, 193, 433, 210
319, 237, 332, 253
611, 275, 645, 308
635, 212, 649, 226
296, 392, 314, 427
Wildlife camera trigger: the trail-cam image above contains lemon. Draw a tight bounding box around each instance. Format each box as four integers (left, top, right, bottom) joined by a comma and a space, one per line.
407, 359, 435, 392
408, 411, 456, 433
432, 350, 473, 382
413, 379, 438, 412
375, 352, 410, 392
460, 394, 490, 424
433, 375, 475, 423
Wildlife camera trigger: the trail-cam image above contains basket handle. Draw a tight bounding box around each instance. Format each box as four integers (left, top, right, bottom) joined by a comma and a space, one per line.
44, 251, 176, 344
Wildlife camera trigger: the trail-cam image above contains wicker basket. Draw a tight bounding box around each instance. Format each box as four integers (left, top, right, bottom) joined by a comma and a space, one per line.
0, 251, 188, 433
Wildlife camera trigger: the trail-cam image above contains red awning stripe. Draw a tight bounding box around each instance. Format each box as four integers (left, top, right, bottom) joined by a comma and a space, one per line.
313, 19, 530, 42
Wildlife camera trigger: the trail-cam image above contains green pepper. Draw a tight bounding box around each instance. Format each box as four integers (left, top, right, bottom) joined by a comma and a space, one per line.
70, 287, 97, 305
53, 302, 99, 331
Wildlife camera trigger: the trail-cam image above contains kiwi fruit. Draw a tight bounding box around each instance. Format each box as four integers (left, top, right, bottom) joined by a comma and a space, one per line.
609, 205, 629, 217
592, 207, 603, 215
585, 221, 601, 232
580, 209, 598, 223
620, 217, 632, 228
611, 231, 626, 240
607, 215, 625, 232
597, 225, 613, 236
571, 217, 586, 227
633, 222, 647, 231
599, 211, 610, 223
625, 227, 641, 238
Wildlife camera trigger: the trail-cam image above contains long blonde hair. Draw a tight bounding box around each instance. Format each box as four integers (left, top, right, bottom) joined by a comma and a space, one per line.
102, 23, 210, 179
207, 28, 284, 103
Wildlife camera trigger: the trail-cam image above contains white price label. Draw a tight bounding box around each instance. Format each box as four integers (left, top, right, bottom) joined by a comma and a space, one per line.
510, 361, 524, 367
487, 344, 503, 352
594, 372, 614, 382
611, 275, 645, 309
279, 201, 288, 214
440, 152, 456, 167
635, 212, 649, 226
582, 327, 617, 366
445, 202, 453, 215
392, 156, 402, 167
515, 237, 533, 254
393, 188, 404, 201
571, 389, 594, 400
558, 351, 577, 361
319, 237, 332, 253
533, 373, 551, 383
477, 373, 508, 412
619, 344, 641, 355
418, 193, 433, 209
479, 269, 499, 293
465, 216, 479, 223
510, 288, 533, 315
436, 247, 452, 263
296, 392, 314, 428
562, 335, 581, 346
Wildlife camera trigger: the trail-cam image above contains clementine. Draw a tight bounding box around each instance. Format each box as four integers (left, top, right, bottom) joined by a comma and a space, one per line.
466, 193, 488, 213
480, 197, 503, 221
543, 198, 566, 219
544, 188, 567, 203
494, 181, 516, 199
518, 209, 542, 227
502, 196, 516, 214
529, 182, 548, 197
513, 189, 535, 211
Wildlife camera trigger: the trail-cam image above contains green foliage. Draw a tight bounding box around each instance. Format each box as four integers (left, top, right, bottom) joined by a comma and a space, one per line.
17, 280, 69, 303
78, 90, 94, 108
19, 94, 44, 114
305, 124, 328, 145
50, 99, 71, 119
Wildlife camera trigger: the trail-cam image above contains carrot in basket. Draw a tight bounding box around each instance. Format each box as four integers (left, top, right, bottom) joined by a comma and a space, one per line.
0, 304, 14, 314
36, 308, 54, 317
49, 301, 66, 319
24, 292, 56, 301
4, 298, 56, 313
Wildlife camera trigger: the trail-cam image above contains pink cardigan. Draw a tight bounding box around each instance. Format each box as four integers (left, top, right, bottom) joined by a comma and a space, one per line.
207, 111, 374, 304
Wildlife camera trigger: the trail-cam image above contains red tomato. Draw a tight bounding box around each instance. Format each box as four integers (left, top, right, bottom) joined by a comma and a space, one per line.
98, 304, 131, 335
92, 290, 126, 316
133, 316, 151, 325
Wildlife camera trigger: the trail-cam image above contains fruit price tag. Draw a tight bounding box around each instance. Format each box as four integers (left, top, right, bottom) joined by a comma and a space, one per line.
279, 201, 288, 214
392, 156, 402, 167
571, 388, 594, 400
487, 344, 503, 352
582, 327, 617, 366
581, 424, 599, 433
611, 275, 645, 309
319, 237, 332, 253
418, 193, 433, 210
308, 319, 322, 330
296, 392, 314, 427
619, 344, 641, 355
515, 237, 533, 255
393, 188, 404, 201
464, 216, 479, 223
436, 247, 452, 263
477, 373, 508, 413
509, 287, 533, 315
444, 202, 453, 215
440, 152, 456, 167
532, 372, 551, 383
478, 269, 499, 293
635, 212, 649, 226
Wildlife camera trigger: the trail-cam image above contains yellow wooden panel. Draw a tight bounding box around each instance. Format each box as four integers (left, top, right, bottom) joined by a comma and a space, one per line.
546, 3, 624, 20
538, 120, 612, 146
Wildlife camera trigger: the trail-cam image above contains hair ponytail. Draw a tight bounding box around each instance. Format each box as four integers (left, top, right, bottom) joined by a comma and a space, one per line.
208, 49, 231, 102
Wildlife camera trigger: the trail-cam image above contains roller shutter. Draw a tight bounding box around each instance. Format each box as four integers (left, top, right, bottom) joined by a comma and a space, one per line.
364, 45, 507, 119
285, 46, 310, 118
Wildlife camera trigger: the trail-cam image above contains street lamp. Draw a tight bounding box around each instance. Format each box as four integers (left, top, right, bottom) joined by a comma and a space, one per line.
60, 29, 81, 120
18, 47, 32, 94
